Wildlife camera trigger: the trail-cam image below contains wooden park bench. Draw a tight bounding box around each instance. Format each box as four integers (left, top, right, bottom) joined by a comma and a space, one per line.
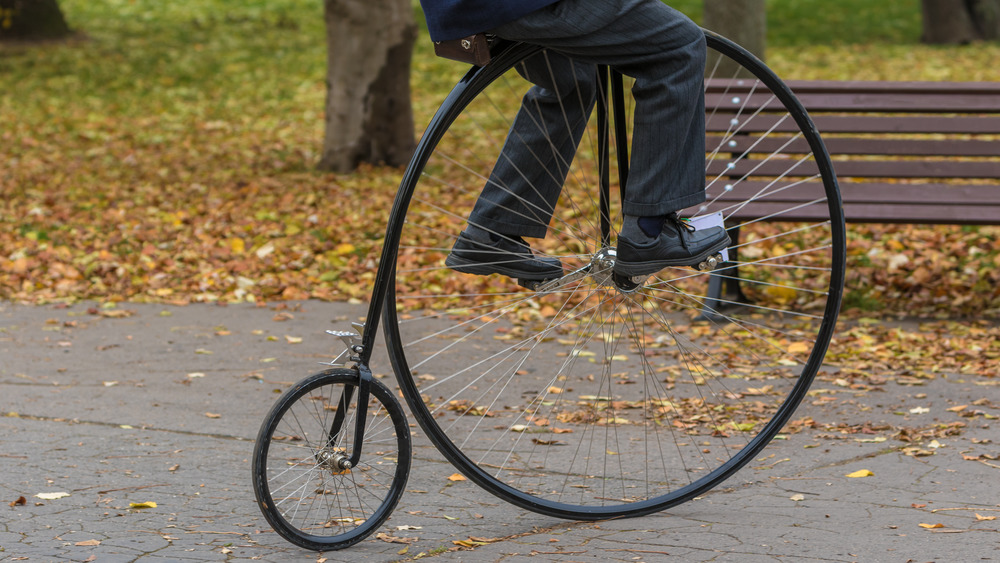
701, 79, 1000, 313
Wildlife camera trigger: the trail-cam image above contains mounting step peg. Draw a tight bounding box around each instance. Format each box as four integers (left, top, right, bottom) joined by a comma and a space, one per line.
322, 322, 365, 366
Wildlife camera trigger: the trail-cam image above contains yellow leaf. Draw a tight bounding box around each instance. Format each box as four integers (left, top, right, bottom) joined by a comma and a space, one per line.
229, 238, 246, 254
447, 473, 467, 482
129, 501, 157, 509
918, 523, 944, 529
334, 243, 356, 255
845, 469, 874, 478
284, 335, 303, 344
788, 342, 810, 355
765, 285, 797, 303
975, 513, 997, 521
789, 494, 805, 501
204, 412, 221, 419
35, 492, 70, 500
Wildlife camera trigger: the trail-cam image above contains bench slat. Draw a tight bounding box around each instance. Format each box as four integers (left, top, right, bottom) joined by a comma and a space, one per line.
708, 135, 999, 157
707, 114, 1000, 135
706, 159, 1000, 179
707, 79, 1000, 96
721, 202, 1000, 225
707, 92, 1000, 113
707, 182, 1000, 206
705, 182, 1000, 224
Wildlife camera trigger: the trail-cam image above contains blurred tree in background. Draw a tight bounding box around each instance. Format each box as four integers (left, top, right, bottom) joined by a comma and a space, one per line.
0, 0, 70, 41
922, 0, 1000, 43
319, 0, 417, 173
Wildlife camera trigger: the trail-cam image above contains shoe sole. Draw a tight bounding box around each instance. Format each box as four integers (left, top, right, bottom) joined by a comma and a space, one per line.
613, 236, 731, 277
445, 255, 562, 281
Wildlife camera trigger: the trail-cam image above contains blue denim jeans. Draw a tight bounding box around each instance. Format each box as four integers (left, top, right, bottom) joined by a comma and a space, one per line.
467, 0, 706, 239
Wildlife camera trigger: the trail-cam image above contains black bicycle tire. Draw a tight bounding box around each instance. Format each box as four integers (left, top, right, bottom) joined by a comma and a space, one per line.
383, 31, 845, 520
252, 369, 412, 551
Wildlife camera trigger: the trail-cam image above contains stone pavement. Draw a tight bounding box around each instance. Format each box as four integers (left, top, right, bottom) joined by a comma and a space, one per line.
2, 301, 998, 562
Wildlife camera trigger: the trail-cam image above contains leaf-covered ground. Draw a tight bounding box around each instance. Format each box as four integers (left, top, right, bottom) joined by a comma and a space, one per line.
2, 0, 999, 318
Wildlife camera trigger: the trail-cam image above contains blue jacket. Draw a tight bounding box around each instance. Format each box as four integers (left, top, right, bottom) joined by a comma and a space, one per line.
420, 0, 561, 41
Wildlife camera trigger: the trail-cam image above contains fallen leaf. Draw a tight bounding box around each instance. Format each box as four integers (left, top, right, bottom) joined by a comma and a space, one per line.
845, 469, 874, 478
129, 501, 157, 509
204, 412, 221, 419
99, 309, 134, 318
376, 532, 418, 544
285, 335, 303, 344
789, 494, 805, 501
919, 523, 944, 529
75, 539, 101, 546
396, 525, 422, 531
35, 492, 70, 500
10, 496, 27, 507
788, 342, 810, 355
909, 406, 930, 415
447, 473, 467, 482
976, 513, 997, 521
855, 436, 888, 443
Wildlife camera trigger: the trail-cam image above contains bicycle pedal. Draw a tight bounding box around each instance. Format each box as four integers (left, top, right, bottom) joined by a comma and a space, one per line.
518, 278, 543, 291
696, 253, 724, 272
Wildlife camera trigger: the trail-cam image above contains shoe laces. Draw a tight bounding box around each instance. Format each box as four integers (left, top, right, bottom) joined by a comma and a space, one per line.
667, 212, 696, 233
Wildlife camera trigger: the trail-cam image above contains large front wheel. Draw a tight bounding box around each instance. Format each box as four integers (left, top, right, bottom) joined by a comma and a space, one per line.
384, 33, 844, 520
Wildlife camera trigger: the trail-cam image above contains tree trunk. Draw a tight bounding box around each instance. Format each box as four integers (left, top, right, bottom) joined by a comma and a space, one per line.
921, 0, 1000, 43
319, 0, 417, 173
921, 0, 979, 43
703, 0, 766, 77
970, 0, 1000, 39
0, 0, 71, 41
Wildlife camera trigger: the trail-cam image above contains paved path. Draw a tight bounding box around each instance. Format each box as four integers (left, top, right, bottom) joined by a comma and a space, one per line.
2, 301, 998, 562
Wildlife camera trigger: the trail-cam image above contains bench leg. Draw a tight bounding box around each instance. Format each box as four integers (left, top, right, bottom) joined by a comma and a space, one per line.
698, 224, 750, 321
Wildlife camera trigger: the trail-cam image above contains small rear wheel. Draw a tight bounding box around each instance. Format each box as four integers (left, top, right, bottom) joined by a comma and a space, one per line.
252, 369, 411, 551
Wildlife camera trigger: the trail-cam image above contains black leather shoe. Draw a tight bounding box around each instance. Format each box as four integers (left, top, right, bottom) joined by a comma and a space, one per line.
446, 229, 563, 281
614, 213, 731, 277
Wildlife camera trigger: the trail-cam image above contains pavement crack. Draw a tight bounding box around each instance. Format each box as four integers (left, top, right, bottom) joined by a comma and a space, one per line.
4, 412, 253, 442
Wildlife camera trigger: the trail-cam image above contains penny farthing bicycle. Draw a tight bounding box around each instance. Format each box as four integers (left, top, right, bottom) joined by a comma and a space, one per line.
252, 29, 846, 551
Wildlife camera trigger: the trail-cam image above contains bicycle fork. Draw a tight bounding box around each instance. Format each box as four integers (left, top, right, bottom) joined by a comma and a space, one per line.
322, 323, 377, 470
